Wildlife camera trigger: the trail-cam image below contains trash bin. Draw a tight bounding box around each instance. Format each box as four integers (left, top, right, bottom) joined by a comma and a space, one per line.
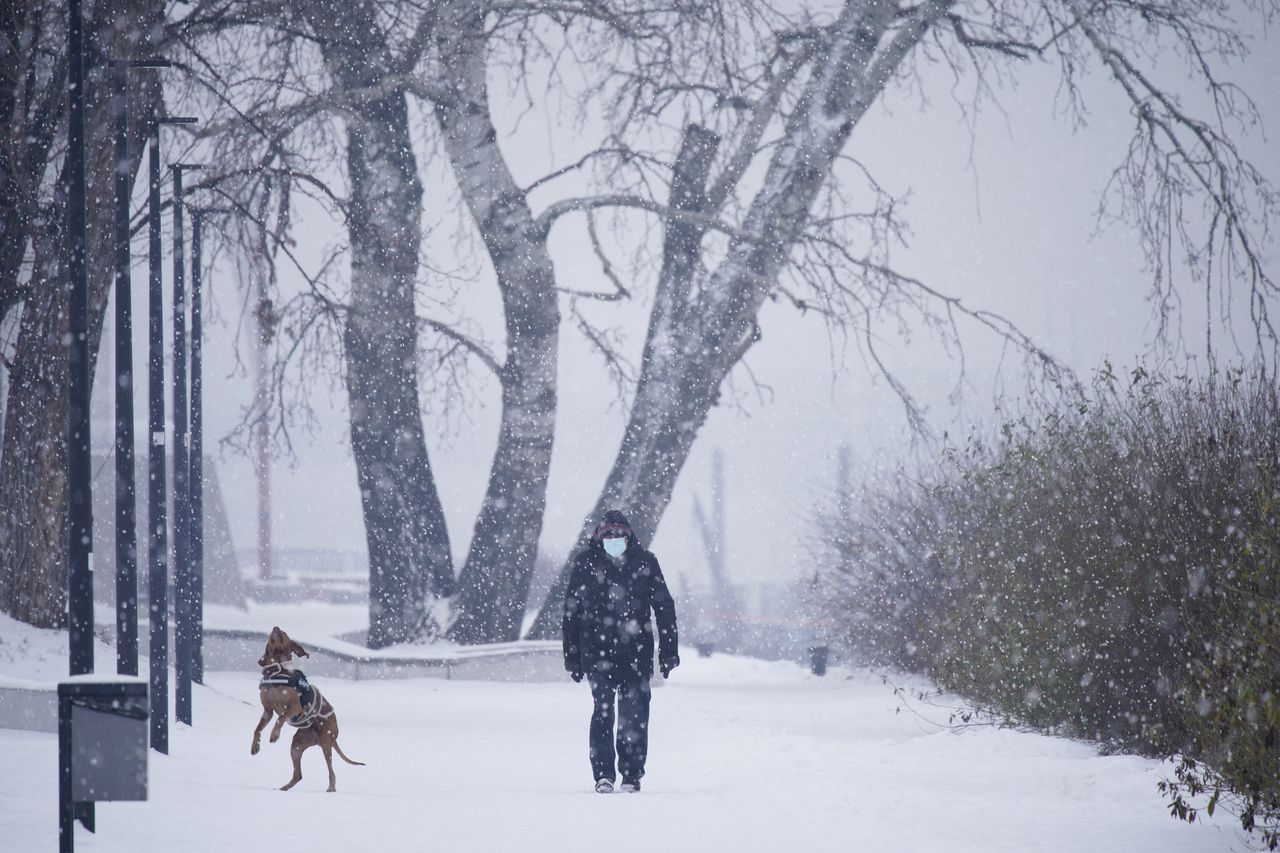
808, 645, 829, 677
59, 678, 148, 852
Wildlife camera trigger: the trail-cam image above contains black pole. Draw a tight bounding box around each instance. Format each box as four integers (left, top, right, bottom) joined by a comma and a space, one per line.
146, 122, 168, 753
190, 209, 205, 685
58, 690, 72, 853
172, 166, 188, 725
112, 60, 138, 678
172, 163, 202, 727
111, 58, 170, 678
147, 115, 197, 753
66, 0, 93, 679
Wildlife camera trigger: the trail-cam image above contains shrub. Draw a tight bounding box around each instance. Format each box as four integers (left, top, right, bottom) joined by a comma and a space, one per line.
815, 365, 1280, 844
1161, 478, 1280, 846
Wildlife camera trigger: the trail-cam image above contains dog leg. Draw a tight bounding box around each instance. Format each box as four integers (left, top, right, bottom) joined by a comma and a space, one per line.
318, 717, 340, 792
269, 694, 300, 744
280, 727, 315, 791
251, 707, 273, 755
321, 738, 336, 793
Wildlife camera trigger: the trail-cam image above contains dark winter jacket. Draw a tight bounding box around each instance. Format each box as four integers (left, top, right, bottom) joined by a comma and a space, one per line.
562, 538, 679, 682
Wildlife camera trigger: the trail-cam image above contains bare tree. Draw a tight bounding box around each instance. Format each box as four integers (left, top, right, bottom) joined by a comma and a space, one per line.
168, 0, 569, 645
526, 0, 1279, 636
289, 0, 456, 647
164, 0, 458, 647
426, 0, 563, 644
0, 1, 166, 626
423, 0, 787, 643
167, 1, 797, 648
204, 0, 760, 645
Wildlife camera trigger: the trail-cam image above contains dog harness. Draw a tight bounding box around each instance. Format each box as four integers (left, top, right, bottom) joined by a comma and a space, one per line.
285, 686, 334, 728
259, 664, 334, 728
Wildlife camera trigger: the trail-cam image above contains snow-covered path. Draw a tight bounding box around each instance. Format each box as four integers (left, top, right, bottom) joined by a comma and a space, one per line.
1, 656, 1243, 852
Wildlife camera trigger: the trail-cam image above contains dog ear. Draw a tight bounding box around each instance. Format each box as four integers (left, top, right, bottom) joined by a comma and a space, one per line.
289, 640, 309, 658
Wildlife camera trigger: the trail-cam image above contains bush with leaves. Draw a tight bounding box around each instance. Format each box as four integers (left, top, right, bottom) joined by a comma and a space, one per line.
813, 365, 1280, 845
1160, 477, 1280, 847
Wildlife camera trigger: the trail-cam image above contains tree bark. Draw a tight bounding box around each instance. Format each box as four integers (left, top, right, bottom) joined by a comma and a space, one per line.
298, 0, 454, 647
434, 1, 560, 644
0, 5, 65, 323
0, 0, 165, 626
529, 0, 950, 638
0, 233, 71, 626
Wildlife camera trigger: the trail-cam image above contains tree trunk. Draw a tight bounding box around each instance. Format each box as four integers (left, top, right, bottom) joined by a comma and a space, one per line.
435, 2, 560, 644
0, 236, 70, 626
299, 1, 454, 647
0, 4, 64, 321
528, 0, 948, 638
0, 1, 164, 626
0, 10, 66, 622
527, 122, 720, 637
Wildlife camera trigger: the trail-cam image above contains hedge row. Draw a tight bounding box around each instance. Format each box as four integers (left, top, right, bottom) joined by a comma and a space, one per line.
817, 366, 1279, 845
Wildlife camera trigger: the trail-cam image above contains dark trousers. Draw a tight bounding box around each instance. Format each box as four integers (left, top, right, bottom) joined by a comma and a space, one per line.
587, 675, 652, 782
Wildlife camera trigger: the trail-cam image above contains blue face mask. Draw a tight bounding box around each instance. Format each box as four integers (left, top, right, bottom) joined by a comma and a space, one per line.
602, 537, 627, 558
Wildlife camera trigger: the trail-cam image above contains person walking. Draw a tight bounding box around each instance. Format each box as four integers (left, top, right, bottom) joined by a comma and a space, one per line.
563, 509, 679, 793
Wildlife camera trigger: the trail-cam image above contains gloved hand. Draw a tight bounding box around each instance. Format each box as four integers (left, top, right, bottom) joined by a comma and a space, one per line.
659, 655, 680, 679
569, 670, 584, 683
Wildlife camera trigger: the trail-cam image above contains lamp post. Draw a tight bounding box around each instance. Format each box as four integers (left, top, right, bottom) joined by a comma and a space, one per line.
147, 115, 197, 754
190, 207, 206, 685
171, 162, 202, 727
111, 57, 170, 678
66, 0, 92, 679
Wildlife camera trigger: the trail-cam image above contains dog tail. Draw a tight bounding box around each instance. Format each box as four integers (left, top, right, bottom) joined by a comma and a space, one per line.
333, 740, 366, 766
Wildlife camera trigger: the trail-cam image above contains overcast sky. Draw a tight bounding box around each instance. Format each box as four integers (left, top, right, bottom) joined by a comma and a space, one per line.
86, 2, 1280, 598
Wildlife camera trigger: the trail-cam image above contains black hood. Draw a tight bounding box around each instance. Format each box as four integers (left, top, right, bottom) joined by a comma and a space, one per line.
594, 509, 634, 542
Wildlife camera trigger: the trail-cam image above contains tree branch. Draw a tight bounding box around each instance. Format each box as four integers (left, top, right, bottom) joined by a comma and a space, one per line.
533, 193, 750, 242
417, 315, 502, 376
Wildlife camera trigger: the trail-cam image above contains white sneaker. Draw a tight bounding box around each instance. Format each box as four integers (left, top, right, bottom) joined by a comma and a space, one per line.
619, 780, 641, 793
595, 779, 614, 794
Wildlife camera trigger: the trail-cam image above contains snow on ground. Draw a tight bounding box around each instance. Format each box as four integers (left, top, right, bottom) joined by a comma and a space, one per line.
0, 618, 1248, 852
0, 611, 117, 688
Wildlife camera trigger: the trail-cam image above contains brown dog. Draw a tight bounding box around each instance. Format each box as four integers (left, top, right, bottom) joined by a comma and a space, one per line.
250, 626, 364, 792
